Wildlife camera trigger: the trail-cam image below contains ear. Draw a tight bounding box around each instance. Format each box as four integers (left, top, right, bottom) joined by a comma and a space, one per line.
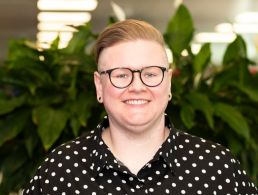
94, 71, 103, 101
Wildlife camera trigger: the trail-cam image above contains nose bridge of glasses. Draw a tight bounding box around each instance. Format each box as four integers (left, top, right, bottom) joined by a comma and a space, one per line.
131, 69, 142, 76
130, 69, 146, 87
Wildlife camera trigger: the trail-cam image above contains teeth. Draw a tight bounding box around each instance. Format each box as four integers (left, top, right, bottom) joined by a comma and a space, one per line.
125, 100, 148, 105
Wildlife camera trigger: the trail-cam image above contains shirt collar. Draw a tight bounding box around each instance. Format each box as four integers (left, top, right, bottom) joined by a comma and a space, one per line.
88, 114, 178, 178
87, 116, 110, 178
152, 115, 178, 174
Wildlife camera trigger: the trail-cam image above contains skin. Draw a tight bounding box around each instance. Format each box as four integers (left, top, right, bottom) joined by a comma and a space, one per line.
94, 39, 173, 174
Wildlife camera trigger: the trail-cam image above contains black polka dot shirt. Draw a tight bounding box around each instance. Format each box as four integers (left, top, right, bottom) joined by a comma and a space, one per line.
23, 116, 258, 195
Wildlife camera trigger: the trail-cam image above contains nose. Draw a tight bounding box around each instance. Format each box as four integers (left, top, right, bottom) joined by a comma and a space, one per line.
128, 71, 146, 91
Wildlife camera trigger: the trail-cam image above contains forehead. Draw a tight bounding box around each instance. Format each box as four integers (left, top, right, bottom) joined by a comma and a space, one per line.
98, 40, 168, 70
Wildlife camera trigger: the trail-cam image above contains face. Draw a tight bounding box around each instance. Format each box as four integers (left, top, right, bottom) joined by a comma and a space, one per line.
94, 40, 172, 132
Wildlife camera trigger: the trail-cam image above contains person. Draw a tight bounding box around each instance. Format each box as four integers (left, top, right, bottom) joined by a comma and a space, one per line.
23, 19, 258, 195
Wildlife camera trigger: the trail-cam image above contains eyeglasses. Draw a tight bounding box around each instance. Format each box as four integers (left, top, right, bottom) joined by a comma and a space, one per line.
99, 66, 168, 89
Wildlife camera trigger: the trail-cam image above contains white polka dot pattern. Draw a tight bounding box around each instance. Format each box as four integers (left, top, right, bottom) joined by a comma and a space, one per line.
23, 116, 258, 194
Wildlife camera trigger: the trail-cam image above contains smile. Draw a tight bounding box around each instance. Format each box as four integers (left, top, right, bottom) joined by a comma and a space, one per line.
124, 99, 149, 105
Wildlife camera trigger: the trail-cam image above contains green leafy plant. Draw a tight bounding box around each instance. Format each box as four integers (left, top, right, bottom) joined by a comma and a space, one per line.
165, 4, 258, 184
0, 4, 257, 193
0, 24, 104, 194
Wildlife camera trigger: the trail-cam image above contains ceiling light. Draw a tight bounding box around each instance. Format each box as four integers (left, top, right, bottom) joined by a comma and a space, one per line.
191, 43, 202, 54
38, 0, 98, 11
37, 0, 98, 48
195, 32, 236, 43
235, 12, 258, 23
38, 12, 91, 23
233, 23, 258, 33
111, 1, 126, 21
37, 31, 73, 43
38, 23, 77, 32
181, 49, 188, 56
215, 23, 233, 33
216, 22, 258, 34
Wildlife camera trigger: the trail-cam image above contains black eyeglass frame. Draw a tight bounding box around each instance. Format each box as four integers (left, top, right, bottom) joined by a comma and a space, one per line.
99, 66, 168, 89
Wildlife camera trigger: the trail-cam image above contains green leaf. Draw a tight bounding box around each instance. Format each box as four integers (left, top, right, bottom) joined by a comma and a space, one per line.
70, 117, 81, 137
214, 103, 250, 140
24, 126, 39, 157
193, 43, 211, 74
0, 144, 28, 193
0, 110, 30, 146
180, 103, 195, 129
68, 93, 95, 127
50, 35, 60, 50
64, 23, 94, 54
235, 84, 258, 102
228, 136, 243, 156
223, 35, 247, 65
7, 40, 39, 63
33, 106, 69, 150
186, 92, 214, 129
212, 67, 238, 92
165, 4, 194, 56
1, 145, 27, 174
0, 96, 25, 115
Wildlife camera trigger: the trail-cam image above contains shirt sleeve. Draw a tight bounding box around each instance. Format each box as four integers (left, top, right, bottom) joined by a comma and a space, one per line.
231, 156, 258, 194
22, 166, 44, 194
22, 155, 52, 195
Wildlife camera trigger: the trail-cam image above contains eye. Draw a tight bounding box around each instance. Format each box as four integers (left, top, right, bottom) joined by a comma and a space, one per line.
111, 68, 131, 79
115, 74, 129, 79
144, 72, 158, 78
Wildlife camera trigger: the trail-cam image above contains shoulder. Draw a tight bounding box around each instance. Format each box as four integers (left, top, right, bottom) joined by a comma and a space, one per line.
166, 116, 232, 161
163, 128, 257, 194
52, 130, 97, 153
170, 129, 258, 193
33, 128, 101, 178
172, 129, 231, 156
22, 129, 101, 194
170, 128, 238, 172
46, 129, 100, 166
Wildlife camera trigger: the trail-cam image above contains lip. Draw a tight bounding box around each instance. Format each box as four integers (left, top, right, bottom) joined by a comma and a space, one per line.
123, 99, 150, 105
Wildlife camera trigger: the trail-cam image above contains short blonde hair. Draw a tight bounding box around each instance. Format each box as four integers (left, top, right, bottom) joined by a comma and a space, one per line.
94, 19, 165, 64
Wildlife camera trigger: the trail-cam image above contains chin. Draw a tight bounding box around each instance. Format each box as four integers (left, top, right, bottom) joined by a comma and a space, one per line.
122, 113, 155, 126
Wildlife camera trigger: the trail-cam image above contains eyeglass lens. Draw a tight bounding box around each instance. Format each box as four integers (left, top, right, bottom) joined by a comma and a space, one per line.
110, 66, 165, 88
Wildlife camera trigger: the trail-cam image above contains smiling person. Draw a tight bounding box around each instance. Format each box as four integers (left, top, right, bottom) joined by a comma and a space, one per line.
23, 19, 257, 195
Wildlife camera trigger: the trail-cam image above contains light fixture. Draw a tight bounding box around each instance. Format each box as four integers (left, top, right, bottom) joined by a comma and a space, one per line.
233, 23, 258, 34
37, 0, 98, 48
37, 23, 77, 32
215, 23, 233, 33
37, 32, 73, 43
191, 43, 202, 54
37, 0, 97, 11
195, 32, 236, 43
235, 12, 258, 24
216, 22, 258, 34
38, 12, 91, 23
111, 1, 126, 21
181, 49, 188, 56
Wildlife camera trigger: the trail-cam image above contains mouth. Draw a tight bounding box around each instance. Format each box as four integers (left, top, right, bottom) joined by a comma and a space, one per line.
123, 99, 150, 105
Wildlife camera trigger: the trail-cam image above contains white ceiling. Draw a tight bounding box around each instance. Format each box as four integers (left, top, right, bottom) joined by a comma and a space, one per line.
1, 0, 258, 62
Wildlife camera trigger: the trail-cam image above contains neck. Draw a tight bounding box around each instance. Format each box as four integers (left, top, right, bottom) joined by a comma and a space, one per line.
101, 115, 169, 174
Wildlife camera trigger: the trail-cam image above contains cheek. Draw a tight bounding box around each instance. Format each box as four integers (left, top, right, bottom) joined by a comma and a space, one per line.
157, 82, 170, 96
153, 84, 171, 104
102, 84, 121, 101
156, 90, 169, 102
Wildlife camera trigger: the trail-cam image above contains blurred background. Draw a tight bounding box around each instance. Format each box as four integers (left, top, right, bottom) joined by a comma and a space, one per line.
1, 0, 258, 64
1, 1, 258, 193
